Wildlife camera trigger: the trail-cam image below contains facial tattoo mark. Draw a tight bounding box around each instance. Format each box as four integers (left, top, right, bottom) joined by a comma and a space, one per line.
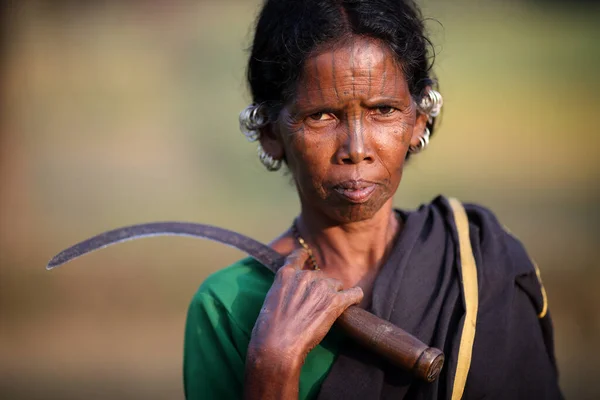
342, 41, 367, 167
350, 39, 356, 97
312, 57, 325, 102
330, 47, 352, 160
292, 40, 409, 226
360, 42, 373, 164
379, 55, 388, 96
363, 40, 373, 97
355, 109, 365, 168
342, 107, 366, 168
330, 52, 340, 102
352, 40, 368, 168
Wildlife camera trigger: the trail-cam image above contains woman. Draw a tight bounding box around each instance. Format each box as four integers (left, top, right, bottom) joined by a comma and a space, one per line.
183, 0, 562, 399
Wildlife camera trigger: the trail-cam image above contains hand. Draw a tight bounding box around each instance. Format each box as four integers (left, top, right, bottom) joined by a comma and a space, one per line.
248, 248, 364, 364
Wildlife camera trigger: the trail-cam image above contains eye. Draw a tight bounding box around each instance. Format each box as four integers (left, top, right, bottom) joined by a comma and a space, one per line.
308, 112, 335, 121
374, 106, 396, 115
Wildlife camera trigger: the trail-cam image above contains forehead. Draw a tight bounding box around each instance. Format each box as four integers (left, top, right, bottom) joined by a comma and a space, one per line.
296, 36, 408, 101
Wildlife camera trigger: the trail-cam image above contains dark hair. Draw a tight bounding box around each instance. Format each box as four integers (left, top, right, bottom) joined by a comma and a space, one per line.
247, 0, 436, 125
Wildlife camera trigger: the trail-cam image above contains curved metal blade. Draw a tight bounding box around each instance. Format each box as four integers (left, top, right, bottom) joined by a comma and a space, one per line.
46, 222, 286, 273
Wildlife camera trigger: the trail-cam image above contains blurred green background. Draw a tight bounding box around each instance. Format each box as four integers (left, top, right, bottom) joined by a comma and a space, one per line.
0, 0, 598, 398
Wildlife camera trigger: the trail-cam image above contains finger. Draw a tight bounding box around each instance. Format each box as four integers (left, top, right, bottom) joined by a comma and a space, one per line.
285, 247, 310, 270
339, 286, 364, 307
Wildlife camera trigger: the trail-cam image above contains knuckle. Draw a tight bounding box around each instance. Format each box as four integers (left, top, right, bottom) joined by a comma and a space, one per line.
277, 265, 295, 279
330, 295, 343, 307
297, 272, 312, 287
351, 288, 364, 304
313, 278, 330, 291
287, 248, 307, 261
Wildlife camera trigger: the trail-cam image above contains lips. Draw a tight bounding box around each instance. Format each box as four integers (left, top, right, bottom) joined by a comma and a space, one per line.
333, 180, 377, 203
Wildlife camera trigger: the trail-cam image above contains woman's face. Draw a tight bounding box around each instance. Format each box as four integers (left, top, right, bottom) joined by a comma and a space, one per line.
263, 37, 427, 223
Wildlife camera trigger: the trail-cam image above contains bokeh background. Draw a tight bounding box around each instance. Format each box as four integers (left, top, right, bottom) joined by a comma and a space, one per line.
1, 0, 598, 398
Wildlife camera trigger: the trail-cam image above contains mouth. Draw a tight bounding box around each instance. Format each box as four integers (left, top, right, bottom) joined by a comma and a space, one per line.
332, 180, 377, 204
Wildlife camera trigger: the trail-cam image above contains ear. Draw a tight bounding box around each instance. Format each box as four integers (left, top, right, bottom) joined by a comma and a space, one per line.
258, 123, 285, 160
409, 110, 429, 148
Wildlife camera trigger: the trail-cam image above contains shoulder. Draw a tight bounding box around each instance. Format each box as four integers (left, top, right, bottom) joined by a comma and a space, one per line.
435, 196, 547, 316
432, 196, 510, 244
189, 257, 275, 335
198, 256, 275, 302
462, 200, 535, 278
429, 196, 535, 278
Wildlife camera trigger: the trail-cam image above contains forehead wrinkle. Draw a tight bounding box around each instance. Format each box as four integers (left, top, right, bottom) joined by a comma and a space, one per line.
303, 62, 324, 106
294, 38, 409, 109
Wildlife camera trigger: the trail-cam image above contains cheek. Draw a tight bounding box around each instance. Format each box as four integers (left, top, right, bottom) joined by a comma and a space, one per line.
279, 113, 333, 167
279, 123, 330, 179
288, 133, 336, 182
370, 122, 412, 171
278, 116, 309, 165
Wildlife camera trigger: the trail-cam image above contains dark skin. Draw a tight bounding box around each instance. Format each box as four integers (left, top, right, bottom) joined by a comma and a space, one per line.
244, 37, 429, 400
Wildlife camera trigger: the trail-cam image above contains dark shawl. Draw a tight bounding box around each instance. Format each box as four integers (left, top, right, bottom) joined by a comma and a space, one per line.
317, 196, 563, 399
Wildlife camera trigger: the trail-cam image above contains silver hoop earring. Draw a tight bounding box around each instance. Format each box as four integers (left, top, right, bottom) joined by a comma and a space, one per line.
239, 104, 267, 142
257, 143, 282, 171
409, 127, 431, 154
418, 89, 443, 123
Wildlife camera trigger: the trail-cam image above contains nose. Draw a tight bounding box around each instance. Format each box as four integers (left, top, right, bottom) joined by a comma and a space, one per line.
336, 115, 374, 165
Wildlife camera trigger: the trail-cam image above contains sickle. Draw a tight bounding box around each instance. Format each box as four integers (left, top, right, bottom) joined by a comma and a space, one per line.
47, 221, 444, 382
47, 222, 284, 272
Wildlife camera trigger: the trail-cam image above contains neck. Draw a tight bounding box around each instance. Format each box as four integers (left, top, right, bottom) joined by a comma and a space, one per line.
296, 199, 401, 278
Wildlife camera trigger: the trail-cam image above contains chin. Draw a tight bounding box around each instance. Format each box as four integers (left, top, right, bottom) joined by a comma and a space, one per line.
325, 198, 389, 224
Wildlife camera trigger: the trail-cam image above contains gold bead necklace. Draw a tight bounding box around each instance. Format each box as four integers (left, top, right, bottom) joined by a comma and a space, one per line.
291, 220, 320, 270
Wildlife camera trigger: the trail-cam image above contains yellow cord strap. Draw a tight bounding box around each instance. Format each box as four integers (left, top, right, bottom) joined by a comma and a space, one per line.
448, 198, 479, 400
503, 225, 548, 319
533, 262, 548, 318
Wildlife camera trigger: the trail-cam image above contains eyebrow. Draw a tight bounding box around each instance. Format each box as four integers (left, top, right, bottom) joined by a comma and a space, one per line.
290, 95, 409, 117
362, 96, 409, 108
291, 104, 343, 118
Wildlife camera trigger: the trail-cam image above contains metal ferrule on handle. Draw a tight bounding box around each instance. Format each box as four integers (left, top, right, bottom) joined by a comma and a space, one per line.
337, 306, 444, 382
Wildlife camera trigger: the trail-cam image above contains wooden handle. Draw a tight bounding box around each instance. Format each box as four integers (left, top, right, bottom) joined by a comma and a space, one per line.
336, 306, 444, 382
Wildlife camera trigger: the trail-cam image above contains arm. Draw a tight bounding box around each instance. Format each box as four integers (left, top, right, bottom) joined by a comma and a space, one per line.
504, 232, 562, 397
183, 292, 247, 399
462, 204, 563, 398
243, 344, 304, 399
502, 271, 563, 398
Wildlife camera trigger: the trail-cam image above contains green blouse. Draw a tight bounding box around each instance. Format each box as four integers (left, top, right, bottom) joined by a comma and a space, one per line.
183, 257, 342, 399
